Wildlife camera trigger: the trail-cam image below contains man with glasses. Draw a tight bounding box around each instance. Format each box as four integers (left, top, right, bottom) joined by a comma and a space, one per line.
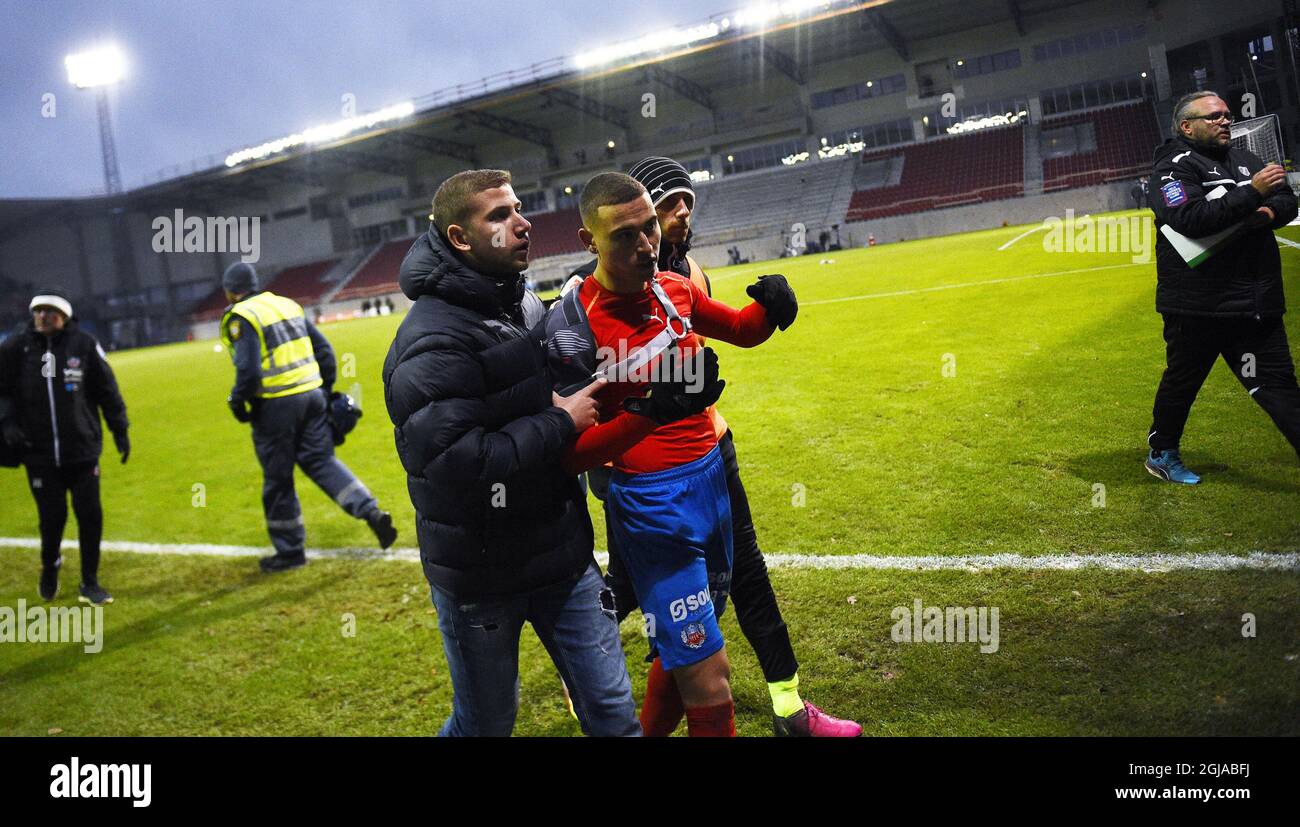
1145, 90, 1299, 483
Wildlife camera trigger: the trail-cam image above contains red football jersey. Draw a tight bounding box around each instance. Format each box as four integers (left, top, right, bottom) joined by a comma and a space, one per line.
564, 271, 772, 475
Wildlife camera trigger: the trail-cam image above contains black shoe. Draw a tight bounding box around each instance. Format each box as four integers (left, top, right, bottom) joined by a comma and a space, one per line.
78, 582, 113, 606
366, 510, 398, 550
39, 557, 62, 601
259, 553, 307, 573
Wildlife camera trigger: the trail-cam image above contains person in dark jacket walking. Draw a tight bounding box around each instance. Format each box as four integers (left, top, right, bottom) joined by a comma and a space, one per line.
1145, 90, 1300, 484
0, 289, 128, 605
384, 169, 716, 736
220, 262, 397, 573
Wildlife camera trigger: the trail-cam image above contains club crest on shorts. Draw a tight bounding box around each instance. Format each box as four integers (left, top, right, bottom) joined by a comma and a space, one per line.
681, 622, 707, 649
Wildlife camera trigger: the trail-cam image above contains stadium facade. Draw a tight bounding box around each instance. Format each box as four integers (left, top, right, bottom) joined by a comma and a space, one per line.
0, 0, 1294, 347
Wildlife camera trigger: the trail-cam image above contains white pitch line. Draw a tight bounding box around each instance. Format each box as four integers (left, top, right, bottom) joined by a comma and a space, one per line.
0, 538, 1295, 572
1276, 235, 1300, 250
997, 223, 1049, 250
802, 262, 1146, 307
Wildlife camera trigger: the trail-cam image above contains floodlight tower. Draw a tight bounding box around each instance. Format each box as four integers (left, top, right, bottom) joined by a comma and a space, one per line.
65, 43, 147, 343
65, 45, 126, 195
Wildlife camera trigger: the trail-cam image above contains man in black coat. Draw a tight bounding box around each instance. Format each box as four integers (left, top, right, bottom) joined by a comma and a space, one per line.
384, 169, 711, 736
1145, 90, 1300, 484
0, 289, 129, 605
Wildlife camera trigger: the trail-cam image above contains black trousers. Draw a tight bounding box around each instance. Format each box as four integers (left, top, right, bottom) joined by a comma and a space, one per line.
251, 389, 377, 557
600, 430, 799, 683
25, 460, 103, 583
1149, 314, 1300, 456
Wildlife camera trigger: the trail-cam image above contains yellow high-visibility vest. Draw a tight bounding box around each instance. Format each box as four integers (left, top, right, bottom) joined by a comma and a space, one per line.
220, 292, 322, 399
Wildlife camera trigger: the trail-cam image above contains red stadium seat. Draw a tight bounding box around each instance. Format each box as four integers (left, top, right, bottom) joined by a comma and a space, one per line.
846, 124, 1025, 223
1040, 101, 1160, 192
334, 237, 417, 302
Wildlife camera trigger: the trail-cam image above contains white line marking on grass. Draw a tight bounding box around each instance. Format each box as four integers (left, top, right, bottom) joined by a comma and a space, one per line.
1276, 235, 1300, 250
802, 262, 1146, 308
1, 538, 1295, 572
997, 223, 1049, 250
762, 551, 1300, 572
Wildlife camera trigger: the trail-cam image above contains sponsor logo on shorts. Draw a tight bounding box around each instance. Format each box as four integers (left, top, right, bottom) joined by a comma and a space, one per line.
681, 622, 707, 649
669, 588, 711, 622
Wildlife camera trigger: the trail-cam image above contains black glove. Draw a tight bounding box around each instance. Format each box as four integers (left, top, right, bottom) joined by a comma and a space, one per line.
228, 396, 252, 423
113, 430, 130, 464
746, 274, 798, 330
2, 419, 24, 448
624, 346, 725, 425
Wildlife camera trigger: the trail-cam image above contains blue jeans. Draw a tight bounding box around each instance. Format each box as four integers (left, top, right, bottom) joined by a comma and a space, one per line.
430, 563, 640, 737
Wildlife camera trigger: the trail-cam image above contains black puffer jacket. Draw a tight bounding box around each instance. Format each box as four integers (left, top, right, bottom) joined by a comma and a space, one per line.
1150, 136, 1298, 317
0, 318, 128, 467
383, 227, 591, 600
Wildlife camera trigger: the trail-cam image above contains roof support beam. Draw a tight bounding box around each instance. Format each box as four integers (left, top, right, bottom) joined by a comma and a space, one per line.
455, 108, 557, 168
741, 41, 804, 84
384, 131, 478, 165
640, 64, 715, 112
865, 10, 909, 62
1007, 0, 1026, 36
539, 87, 629, 130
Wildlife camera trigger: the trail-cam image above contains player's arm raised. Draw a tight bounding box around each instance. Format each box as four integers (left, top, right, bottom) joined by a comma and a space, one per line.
689, 273, 797, 346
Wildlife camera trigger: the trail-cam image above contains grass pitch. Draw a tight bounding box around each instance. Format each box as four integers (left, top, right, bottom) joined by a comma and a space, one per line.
2, 210, 1298, 735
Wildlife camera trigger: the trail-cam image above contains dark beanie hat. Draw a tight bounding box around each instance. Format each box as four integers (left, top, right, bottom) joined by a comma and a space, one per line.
222, 262, 259, 295
627, 156, 695, 209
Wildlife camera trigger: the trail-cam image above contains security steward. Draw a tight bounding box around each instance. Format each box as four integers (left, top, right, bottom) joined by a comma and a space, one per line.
220, 262, 397, 571
0, 288, 128, 606
1145, 90, 1300, 484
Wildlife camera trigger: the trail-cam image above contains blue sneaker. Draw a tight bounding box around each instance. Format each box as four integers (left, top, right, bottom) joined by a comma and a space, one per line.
1145, 449, 1201, 485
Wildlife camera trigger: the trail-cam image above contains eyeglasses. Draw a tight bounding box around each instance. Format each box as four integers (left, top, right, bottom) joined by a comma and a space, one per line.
1186, 111, 1235, 124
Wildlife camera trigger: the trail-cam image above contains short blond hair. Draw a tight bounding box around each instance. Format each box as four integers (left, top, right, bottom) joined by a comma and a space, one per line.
431, 169, 512, 234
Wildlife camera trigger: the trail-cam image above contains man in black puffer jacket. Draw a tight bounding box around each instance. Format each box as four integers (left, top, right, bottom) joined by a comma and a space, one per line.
1145, 90, 1300, 485
0, 289, 129, 606
385, 169, 702, 737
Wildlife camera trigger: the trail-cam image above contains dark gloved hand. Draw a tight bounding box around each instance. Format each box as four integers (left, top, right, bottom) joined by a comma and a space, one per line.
1, 419, 25, 448
746, 274, 798, 330
113, 430, 130, 464
623, 346, 725, 425
228, 395, 252, 423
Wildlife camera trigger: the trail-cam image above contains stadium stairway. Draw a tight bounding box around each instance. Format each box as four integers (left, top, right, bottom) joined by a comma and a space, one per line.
317, 245, 378, 306
332, 236, 418, 303
1023, 122, 1045, 197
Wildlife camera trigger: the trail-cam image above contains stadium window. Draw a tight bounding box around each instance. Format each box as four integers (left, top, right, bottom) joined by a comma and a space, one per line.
272, 206, 307, 221
518, 190, 548, 214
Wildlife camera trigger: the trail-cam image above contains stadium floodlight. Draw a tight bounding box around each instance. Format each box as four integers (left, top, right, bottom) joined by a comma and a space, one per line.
573, 0, 850, 70
65, 44, 126, 89
66, 44, 128, 194
224, 101, 415, 167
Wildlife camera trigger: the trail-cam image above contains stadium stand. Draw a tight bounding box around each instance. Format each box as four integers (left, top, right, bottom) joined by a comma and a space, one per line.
186, 255, 340, 320
332, 237, 416, 302
522, 208, 585, 258
690, 155, 857, 243
846, 124, 1025, 222
1040, 101, 1161, 192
